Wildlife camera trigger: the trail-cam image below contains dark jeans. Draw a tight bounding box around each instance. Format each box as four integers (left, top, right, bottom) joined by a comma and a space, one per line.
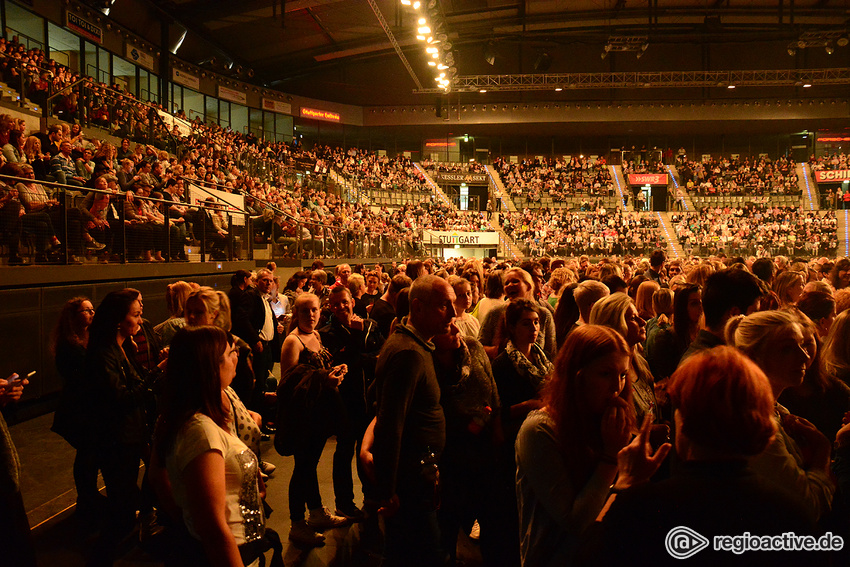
91, 442, 142, 566
74, 446, 101, 508
332, 407, 367, 510
383, 475, 443, 567
289, 433, 328, 521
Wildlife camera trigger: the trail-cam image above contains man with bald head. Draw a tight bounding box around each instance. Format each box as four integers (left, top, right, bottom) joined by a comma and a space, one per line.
372, 275, 456, 566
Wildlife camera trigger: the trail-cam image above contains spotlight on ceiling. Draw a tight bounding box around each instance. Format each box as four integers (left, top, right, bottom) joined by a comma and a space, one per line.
484, 41, 497, 66
533, 50, 552, 72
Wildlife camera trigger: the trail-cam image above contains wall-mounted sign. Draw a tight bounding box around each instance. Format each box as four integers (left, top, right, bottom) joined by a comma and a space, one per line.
66, 12, 102, 43
818, 137, 850, 142
435, 172, 488, 185
425, 141, 457, 148
423, 230, 500, 246
300, 107, 341, 122
627, 173, 669, 186
218, 86, 247, 105
262, 98, 292, 115
125, 44, 154, 71
814, 170, 850, 183
172, 68, 200, 90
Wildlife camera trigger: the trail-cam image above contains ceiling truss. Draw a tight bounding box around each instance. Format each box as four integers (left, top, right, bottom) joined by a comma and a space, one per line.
414, 68, 850, 94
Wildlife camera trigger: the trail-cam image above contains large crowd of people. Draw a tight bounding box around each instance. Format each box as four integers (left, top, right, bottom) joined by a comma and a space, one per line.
673, 205, 838, 258
421, 159, 486, 174
502, 207, 666, 257
6, 251, 850, 566
677, 154, 799, 196
493, 156, 614, 204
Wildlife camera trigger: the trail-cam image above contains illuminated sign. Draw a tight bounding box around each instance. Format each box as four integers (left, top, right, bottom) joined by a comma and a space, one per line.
627, 173, 669, 186
818, 137, 850, 142
814, 170, 850, 183
425, 141, 457, 147
300, 107, 341, 122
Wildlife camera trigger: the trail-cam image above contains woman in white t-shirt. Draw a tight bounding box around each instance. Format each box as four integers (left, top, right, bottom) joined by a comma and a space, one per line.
156, 326, 265, 567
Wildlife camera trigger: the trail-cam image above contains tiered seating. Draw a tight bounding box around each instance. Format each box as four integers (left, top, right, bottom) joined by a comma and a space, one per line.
493, 156, 619, 210
502, 207, 665, 257
672, 205, 837, 257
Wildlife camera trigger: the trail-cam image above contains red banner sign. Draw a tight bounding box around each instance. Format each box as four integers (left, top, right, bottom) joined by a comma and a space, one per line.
627, 173, 668, 186
814, 170, 850, 183
300, 107, 341, 122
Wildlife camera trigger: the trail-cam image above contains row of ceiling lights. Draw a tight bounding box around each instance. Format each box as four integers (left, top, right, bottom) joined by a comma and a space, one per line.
401, 0, 456, 91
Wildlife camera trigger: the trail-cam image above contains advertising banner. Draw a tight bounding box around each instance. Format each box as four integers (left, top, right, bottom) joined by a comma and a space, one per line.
435, 172, 488, 185
125, 44, 154, 71
262, 98, 292, 114
627, 173, 669, 186
218, 86, 247, 105
814, 170, 850, 183
423, 230, 500, 246
67, 12, 102, 43
172, 69, 200, 90
187, 183, 246, 226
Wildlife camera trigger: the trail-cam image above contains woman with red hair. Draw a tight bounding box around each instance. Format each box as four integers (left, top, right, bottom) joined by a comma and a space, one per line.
597, 347, 817, 566
515, 325, 669, 567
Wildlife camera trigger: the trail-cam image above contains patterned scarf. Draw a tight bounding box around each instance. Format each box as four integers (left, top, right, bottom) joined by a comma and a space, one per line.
505, 340, 552, 391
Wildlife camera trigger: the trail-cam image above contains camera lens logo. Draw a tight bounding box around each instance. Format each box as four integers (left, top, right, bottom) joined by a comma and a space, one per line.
665, 526, 709, 559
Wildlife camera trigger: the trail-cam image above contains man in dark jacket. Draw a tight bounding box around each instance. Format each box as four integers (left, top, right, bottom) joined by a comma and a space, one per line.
372, 275, 456, 567
319, 286, 385, 520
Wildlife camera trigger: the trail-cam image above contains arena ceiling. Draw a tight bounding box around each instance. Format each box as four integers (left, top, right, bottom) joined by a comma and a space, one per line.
117, 0, 850, 106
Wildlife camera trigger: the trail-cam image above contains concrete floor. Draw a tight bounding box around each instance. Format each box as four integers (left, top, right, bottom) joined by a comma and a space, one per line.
12, 412, 483, 567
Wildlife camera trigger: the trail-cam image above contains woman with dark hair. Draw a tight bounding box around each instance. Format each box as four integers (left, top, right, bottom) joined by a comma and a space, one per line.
517, 325, 661, 567
51, 296, 100, 517
85, 289, 153, 563
155, 326, 267, 567
645, 284, 702, 381
473, 269, 504, 324
480, 268, 557, 361
553, 282, 579, 349
829, 258, 850, 291
489, 298, 553, 567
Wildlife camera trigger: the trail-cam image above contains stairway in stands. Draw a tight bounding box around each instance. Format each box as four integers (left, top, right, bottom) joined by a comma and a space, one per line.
611, 166, 633, 211
414, 163, 455, 209
798, 163, 818, 211
839, 209, 850, 258
666, 164, 695, 212
485, 165, 517, 212
658, 212, 684, 259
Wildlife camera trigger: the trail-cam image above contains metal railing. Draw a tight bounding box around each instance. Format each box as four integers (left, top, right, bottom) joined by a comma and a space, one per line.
179, 175, 425, 261
46, 77, 180, 154
0, 173, 252, 264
